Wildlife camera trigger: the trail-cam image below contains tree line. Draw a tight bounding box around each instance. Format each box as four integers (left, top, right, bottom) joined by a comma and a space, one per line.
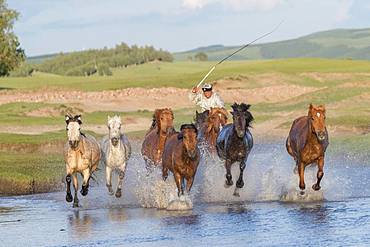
30, 43, 174, 77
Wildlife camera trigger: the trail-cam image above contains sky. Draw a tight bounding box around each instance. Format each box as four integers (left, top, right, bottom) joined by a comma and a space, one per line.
7, 0, 370, 56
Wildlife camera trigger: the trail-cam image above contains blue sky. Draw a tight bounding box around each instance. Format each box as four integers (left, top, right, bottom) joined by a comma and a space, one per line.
7, 0, 370, 56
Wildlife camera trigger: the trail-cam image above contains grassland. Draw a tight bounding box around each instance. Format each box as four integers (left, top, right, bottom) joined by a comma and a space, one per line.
1, 58, 370, 195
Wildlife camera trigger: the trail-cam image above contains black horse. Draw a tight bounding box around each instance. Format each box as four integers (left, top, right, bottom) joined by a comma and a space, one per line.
216, 103, 254, 196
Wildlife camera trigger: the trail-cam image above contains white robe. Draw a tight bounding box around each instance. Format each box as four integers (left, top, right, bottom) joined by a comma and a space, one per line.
189, 91, 225, 112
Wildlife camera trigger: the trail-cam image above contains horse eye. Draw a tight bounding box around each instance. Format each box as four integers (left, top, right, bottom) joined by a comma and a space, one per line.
311, 117, 314, 120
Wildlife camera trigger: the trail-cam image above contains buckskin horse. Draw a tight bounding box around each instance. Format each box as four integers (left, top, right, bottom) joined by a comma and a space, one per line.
141, 109, 176, 172
286, 104, 329, 195
101, 115, 131, 198
162, 124, 200, 197
195, 107, 228, 153
64, 115, 101, 207
216, 103, 254, 197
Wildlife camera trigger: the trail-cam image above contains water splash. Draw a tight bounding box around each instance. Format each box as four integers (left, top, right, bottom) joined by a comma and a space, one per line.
76, 141, 370, 209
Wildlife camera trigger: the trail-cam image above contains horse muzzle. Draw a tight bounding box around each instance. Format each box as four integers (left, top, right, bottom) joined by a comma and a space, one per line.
236, 130, 245, 138
111, 137, 119, 146
317, 131, 326, 142
69, 140, 79, 149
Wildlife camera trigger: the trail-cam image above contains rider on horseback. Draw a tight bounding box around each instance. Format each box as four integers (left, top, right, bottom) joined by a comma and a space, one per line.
189, 83, 224, 112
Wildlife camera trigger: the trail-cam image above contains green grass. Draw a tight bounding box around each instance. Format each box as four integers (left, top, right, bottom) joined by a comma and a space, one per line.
2, 58, 370, 91
0, 152, 64, 195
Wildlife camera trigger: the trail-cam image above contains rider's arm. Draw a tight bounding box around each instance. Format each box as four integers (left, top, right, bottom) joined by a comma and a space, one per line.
189, 87, 202, 103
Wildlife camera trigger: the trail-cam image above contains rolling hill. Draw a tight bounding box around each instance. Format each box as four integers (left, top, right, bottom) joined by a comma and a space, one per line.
174, 28, 370, 61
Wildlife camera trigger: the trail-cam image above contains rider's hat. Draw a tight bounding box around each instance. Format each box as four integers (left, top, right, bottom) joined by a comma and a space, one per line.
202, 83, 213, 92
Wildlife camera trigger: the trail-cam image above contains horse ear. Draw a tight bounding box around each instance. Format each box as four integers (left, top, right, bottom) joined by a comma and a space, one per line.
65, 115, 71, 124
76, 115, 82, 125
177, 133, 183, 140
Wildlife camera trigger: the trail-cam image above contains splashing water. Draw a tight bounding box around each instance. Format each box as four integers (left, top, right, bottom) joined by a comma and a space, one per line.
81, 140, 370, 210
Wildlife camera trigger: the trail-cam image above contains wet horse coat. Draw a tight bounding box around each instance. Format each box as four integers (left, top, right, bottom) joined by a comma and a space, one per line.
195, 107, 228, 153
286, 104, 329, 193
216, 103, 254, 196
141, 108, 176, 171
162, 124, 200, 197
101, 115, 131, 198
64, 115, 101, 207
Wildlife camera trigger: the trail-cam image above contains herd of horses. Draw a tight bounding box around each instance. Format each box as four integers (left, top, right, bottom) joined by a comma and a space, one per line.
63, 103, 328, 207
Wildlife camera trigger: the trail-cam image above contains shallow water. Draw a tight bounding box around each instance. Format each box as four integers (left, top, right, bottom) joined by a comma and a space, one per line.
1, 142, 370, 246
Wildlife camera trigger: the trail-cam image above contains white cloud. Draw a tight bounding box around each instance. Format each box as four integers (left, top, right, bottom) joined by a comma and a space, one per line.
225, 0, 285, 11
182, 0, 210, 9
182, 0, 285, 11
335, 0, 354, 23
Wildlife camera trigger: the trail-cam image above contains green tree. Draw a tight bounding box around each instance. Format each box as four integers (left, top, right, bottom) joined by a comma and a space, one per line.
194, 52, 208, 61
0, 0, 25, 76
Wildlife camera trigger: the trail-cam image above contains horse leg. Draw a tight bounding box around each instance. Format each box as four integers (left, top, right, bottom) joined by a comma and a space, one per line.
236, 161, 246, 189
115, 165, 126, 198
174, 172, 182, 197
298, 161, 306, 195
65, 174, 73, 202
72, 174, 79, 208
80, 169, 90, 196
162, 163, 168, 181
224, 159, 233, 187
312, 158, 324, 191
186, 176, 194, 195
106, 165, 114, 195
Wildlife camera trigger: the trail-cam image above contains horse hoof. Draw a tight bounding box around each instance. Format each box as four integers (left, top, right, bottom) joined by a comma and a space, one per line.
115, 189, 122, 198
80, 186, 89, 196
312, 184, 321, 191
224, 181, 233, 188
66, 193, 73, 202
236, 180, 244, 189
73, 202, 79, 208
299, 190, 305, 196
162, 175, 168, 181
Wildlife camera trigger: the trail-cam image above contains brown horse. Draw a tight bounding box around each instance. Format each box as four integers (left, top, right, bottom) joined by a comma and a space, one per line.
162, 124, 200, 197
195, 107, 228, 152
286, 104, 329, 194
141, 108, 176, 171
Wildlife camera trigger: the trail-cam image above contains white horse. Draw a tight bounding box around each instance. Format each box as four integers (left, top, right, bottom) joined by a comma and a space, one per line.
64, 115, 101, 207
101, 115, 131, 198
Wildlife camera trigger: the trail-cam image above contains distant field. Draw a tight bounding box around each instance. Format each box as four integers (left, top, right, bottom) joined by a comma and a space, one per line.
2, 58, 370, 91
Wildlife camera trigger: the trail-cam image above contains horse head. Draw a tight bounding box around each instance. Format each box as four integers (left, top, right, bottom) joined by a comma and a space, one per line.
154, 108, 174, 135
308, 104, 327, 142
107, 115, 122, 146
207, 107, 228, 133
65, 114, 82, 150
178, 123, 198, 159
231, 103, 254, 138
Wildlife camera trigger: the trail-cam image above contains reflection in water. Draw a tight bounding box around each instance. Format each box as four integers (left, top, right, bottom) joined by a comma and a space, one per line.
107, 207, 127, 222
161, 214, 199, 226
68, 210, 94, 239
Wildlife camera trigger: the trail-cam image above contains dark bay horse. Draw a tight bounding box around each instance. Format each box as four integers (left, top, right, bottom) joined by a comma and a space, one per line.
195, 107, 228, 153
286, 104, 329, 194
141, 108, 176, 171
216, 103, 254, 196
162, 124, 200, 197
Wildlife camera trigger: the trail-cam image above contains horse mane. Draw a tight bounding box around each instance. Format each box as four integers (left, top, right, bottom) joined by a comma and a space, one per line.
231, 103, 254, 128
149, 108, 174, 134
180, 123, 198, 135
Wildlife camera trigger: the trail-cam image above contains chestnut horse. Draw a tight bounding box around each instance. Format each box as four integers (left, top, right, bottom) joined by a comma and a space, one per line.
216, 103, 254, 196
195, 107, 228, 153
286, 104, 329, 194
162, 124, 200, 197
141, 108, 176, 171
